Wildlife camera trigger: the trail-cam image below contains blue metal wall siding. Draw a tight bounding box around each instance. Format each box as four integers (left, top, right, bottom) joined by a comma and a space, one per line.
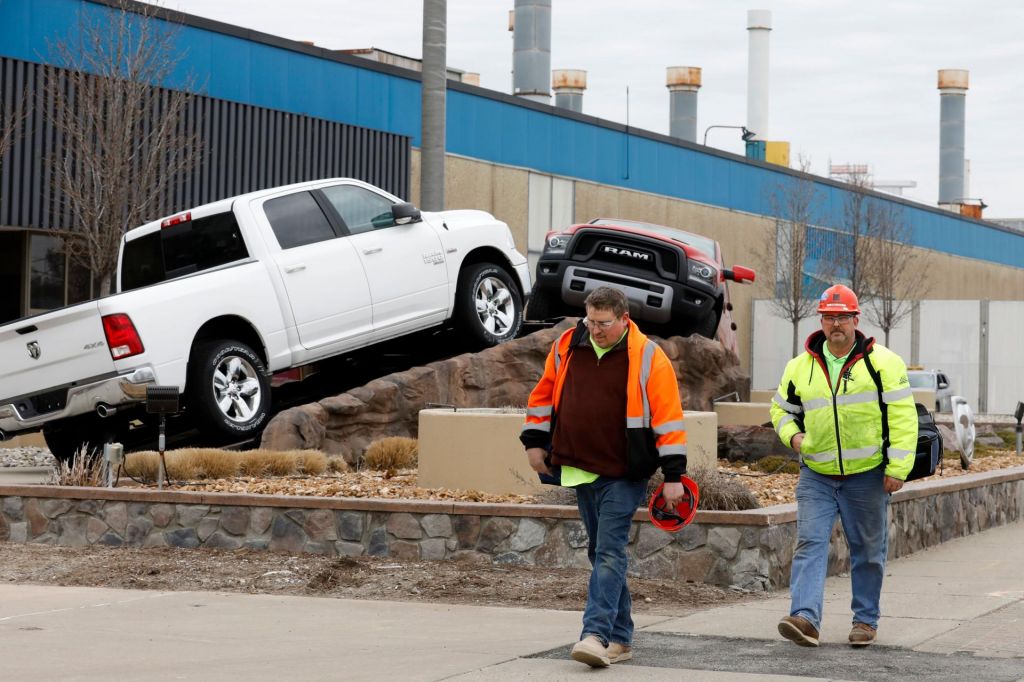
1, 0, 1021, 269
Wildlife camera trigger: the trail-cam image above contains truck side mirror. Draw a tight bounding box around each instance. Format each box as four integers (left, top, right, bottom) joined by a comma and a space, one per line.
724, 265, 756, 283
392, 202, 422, 225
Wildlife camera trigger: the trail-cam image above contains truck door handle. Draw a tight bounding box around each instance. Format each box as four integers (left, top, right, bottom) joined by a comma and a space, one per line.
283, 264, 306, 273
363, 247, 383, 255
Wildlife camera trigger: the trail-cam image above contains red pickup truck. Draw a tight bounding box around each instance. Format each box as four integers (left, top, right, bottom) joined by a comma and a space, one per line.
527, 218, 754, 353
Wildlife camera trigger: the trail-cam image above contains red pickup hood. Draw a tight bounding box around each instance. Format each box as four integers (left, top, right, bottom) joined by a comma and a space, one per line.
560, 223, 716, 265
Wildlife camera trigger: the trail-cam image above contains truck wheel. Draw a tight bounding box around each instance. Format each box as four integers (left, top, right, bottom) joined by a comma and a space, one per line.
187, 340, 271, 440
43, 414, 124, 463
678, 309, 719, 340
526, 289, 554, 321
456, 263, 523, 346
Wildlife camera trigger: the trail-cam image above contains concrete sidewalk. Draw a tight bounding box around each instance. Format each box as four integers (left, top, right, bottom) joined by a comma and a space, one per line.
0, 523, 1022, 681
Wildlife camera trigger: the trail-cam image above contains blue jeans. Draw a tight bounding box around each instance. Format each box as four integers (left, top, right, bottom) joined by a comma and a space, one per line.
575, 476, 647, 646
789, 464, 889, 631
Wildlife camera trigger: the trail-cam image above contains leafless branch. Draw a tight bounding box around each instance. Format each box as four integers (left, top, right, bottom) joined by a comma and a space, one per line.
859, 202, 928, 345
833, 170, 928, 345
760, 156, 833, 355
0, 85, 30, 168
835, 169, 876, 297
45, 0, 198, 296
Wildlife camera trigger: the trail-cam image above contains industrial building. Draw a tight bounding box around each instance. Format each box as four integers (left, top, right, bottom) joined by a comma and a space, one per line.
0, 0, 1021, 410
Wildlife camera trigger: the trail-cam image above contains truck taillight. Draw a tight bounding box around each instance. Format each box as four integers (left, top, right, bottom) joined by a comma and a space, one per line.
161, 212, 191, 228
102, 314, 145, 360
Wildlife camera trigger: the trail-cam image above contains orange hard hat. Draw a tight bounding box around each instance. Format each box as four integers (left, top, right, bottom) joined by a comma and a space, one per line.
817, 284, 860, 314
648, 476, 700, 532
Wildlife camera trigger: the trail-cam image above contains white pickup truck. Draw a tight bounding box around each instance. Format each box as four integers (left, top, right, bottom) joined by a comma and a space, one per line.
0, 178, 531, 460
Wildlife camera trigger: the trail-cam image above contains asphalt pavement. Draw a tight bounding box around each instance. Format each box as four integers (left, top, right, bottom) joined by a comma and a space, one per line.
0, 522, 1022, 681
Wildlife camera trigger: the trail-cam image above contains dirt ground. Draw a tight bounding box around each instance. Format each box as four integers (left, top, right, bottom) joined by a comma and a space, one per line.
0, 542, 765, 616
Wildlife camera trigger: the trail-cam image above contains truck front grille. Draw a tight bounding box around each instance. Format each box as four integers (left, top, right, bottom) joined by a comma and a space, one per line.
569, 233, 681, 279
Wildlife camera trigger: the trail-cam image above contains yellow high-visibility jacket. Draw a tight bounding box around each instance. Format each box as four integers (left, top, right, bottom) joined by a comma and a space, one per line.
520, 320, 687, 480
770, 330, 918, 479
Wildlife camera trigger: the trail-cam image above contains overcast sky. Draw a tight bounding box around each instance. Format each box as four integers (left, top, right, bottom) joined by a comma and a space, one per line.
162, 1, 1024, 218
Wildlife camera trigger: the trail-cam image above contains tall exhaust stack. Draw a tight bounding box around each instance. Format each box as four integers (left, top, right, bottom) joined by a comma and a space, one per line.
937, 69, 969, 209
666, 67, 701, 142
552, 69, 586, 112
512, 0, 551, 103
746, 9, 771, 140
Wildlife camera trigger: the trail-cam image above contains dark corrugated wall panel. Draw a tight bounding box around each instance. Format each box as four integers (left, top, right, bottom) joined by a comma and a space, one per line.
0, 56, 410, 231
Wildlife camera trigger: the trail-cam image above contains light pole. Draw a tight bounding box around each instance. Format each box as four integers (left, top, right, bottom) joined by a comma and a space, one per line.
703, 125, 755, 147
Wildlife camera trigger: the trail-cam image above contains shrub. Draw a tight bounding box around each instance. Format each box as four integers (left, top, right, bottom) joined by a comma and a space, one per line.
750, 456, 799, 475
645, 465, 760, 511
237, 451, 274, 477
327, 457, 350, 473
995, 430, 1016, 449
122, 448, 330, 482
293, 450, 328, 475
48, 448, 104, 486
186, 449, 242, 479
264, 451, 299, 476
363, 437, 418, 470
123, 452, 161, 482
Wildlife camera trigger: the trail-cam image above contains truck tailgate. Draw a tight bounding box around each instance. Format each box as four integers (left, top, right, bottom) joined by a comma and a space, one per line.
0, 302, 116, 404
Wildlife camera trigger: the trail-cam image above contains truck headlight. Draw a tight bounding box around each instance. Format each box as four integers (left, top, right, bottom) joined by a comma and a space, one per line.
544, 233, 571, 255
687, 261, 717, 287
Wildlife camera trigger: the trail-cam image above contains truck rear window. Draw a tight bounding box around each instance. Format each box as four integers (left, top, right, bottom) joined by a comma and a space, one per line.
121, 211, 248, 291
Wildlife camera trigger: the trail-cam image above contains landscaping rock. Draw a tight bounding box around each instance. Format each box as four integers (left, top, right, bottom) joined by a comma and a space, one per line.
260, 321, 749, 465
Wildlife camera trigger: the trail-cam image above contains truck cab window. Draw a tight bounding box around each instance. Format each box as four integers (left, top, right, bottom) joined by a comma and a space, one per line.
265, 191, 337, 249
121, 211, 248, 291
319, 184, 396, 235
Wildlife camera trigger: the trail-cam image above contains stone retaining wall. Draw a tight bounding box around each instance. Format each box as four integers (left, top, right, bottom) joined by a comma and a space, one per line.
1, 467, 1022, 591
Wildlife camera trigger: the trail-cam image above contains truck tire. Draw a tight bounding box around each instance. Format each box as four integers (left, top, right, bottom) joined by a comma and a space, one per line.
187, 340, 271, 440
455, 263, 523, 346
43, 414, 125, 463
525, 289, 554, 321
691, 309, 720, 339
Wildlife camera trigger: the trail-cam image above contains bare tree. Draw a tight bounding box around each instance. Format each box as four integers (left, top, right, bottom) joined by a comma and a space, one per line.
0, 87, 30, 169
46, 0, 198, 296
860, 201, 926, 345
833, 169, 928, 345
835, 168, 875, 297
761, 156, 832, 356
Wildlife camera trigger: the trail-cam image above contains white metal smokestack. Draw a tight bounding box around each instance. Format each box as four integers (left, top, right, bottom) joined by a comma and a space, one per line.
937, 69, 969, 208
746, 9, 771, 141
512, 0, 551, 103
552, 69, 586, 113
666, 66, 701, 142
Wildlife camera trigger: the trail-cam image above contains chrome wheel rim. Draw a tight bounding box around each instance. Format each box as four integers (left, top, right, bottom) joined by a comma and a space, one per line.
212, 355, 262, 423
474, 275, 515, 336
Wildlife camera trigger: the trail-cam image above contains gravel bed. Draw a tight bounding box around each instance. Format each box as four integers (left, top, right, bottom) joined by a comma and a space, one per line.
0, 447, 57, 468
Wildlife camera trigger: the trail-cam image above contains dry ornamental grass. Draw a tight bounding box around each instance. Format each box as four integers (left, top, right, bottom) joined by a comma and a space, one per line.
121, 448, 333, 484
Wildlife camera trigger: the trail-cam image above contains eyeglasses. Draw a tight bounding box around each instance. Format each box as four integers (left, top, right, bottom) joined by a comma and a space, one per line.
821, 314, 854, 325
582, 317, 619, 329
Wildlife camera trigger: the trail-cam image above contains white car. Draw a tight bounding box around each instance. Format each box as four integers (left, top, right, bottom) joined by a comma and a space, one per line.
907, 368, 954, 412
0, 179, 531, 459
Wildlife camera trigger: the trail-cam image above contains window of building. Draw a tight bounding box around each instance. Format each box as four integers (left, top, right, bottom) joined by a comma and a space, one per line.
28, 234, 65, 311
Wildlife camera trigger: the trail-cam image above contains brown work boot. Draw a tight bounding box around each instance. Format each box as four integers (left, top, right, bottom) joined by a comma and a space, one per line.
607, 642, 632, 663
777, 615, 820, 647
849, 622, 877, 647
571, 635, 610, 667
